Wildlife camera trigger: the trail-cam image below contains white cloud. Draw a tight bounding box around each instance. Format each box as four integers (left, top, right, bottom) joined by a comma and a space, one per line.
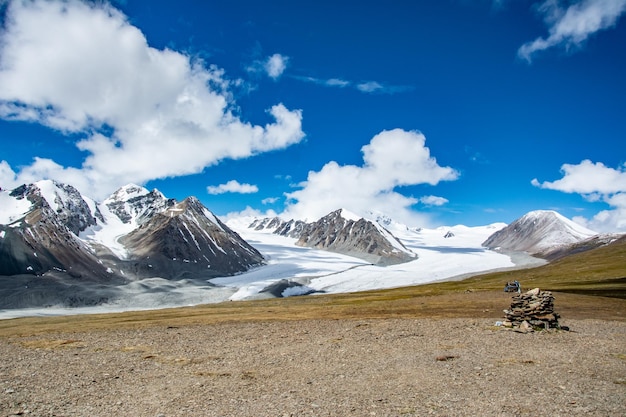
325, 78, 351, 87
291, 75, 412, 94
531, 159, 626, 194
356, 81, 384, 93
419, 195, 449, 206
207, 180, 259, 195
519, 0, 626, 62
222, 206, 278, 222
356, 81, 414, 94
291, 75, 351, 88
262, 197, 279, 205
264, 53, 289, 79
532, 159, 626, 232
0, 0, 304, 199
283, 129, 459, 226
0, 160, 19, 190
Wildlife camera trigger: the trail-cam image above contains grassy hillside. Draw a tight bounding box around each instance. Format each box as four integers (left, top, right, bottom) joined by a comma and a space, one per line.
1, 237, 624, 337
457, 234, 626, 298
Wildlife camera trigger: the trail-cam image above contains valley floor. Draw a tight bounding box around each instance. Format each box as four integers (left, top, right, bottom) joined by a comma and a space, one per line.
1, 317, 625, 416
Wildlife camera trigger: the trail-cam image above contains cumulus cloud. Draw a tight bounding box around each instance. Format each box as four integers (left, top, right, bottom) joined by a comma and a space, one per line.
283, 129, 459, 226
264, 53, 289, 79
261, 197, 279, 205
519, 0, 626, 62
532, 159, 626, 232
419, 195, 449, 206
0, 0, 304, 199
207, 180, 259, 195
248, 53, 289, 79
222, 206, 278, 222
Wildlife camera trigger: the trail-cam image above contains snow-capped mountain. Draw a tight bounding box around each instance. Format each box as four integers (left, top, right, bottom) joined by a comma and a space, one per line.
482, 210, 597, 254
0, 181, 113, 280
103, 184, 174, 227
0, 182, 606, 315
0, 181, 264, 287
249, 209, 416, 265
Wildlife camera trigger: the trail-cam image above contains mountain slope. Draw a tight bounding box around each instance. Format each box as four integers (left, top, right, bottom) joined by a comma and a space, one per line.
1, 182, 266, 284
248, 217, 307, 238
120, 197, 264, 278
0, 182, 113, 280
295, 209, 416, 265
482, 210, 597, 255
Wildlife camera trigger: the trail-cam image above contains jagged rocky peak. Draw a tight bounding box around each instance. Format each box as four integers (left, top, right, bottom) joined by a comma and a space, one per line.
296, 208, 416, 265
107, 183, 151, 201
121, 196, 264, 278
162, 196, 226, 229
0, 181, 112, 279
249, 216, 284, 231
104, 183, 173, 226
482, 210, 597, 254
274, 219, 307, 238
8, 180, 98, 235
248, 216, 306, 238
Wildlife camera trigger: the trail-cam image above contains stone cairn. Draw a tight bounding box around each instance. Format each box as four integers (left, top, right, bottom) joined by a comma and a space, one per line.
502, 288, 561, 331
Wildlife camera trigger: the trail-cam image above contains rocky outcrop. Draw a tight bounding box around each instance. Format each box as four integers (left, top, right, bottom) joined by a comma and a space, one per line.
295, 209, 416, 265
274, 219, 307, 238
248, 217, 306, 239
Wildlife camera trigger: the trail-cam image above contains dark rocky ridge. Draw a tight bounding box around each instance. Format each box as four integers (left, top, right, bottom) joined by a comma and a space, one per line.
0, 186, 114, 281
296, 209, 416, 265
120, 197, 264, 279
249, 217, 307, 239
250, 209, 416, 265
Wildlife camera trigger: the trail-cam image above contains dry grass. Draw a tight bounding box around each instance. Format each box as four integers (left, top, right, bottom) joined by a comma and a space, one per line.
0, 238, 624, 337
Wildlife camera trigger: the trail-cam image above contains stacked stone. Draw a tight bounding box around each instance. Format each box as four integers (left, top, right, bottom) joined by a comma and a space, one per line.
502, 288, 560, 330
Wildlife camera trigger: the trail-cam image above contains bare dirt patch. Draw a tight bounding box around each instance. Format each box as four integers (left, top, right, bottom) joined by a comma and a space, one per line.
1, 273, 624, 417
1, 317, 625, 416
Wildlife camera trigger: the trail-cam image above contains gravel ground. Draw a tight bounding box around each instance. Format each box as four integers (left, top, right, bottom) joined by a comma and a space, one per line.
1, 318, 625, 416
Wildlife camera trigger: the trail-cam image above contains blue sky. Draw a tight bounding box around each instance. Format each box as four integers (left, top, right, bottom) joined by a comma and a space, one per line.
0, 0, 625, 231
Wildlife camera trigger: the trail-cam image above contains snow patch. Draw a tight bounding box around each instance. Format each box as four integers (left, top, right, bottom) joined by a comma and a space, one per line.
35, 179, 63, 212
282, 285, 316, 297
202, 208, 224, 231
108, 184, 150, 202
338, 208, 363, 222
0, 191, 32, 224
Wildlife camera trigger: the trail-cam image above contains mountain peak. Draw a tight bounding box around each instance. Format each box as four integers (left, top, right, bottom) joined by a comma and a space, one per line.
334, 208, 362, 222
297, 208, 416, 265
106, 184, 152, 203
483, 209, 597, 254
